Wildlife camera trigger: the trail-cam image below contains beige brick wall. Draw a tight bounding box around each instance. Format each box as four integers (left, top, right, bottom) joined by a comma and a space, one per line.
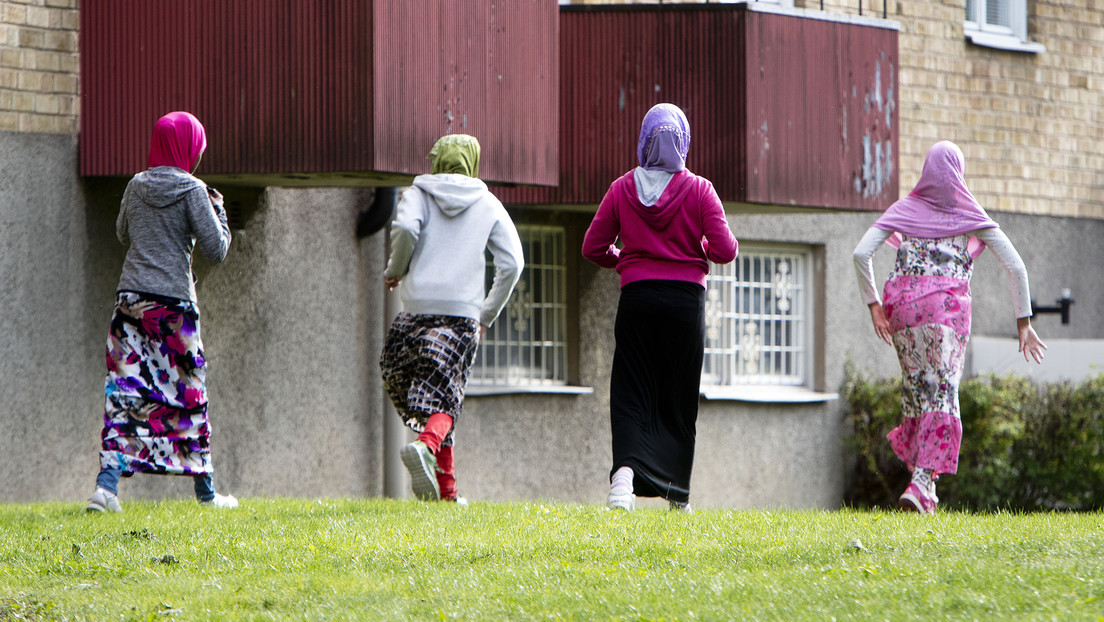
0, 0, 78, 134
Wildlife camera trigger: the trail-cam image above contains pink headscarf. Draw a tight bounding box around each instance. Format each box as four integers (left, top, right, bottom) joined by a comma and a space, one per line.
874, 141, 997, 253
147, 111, 207, 171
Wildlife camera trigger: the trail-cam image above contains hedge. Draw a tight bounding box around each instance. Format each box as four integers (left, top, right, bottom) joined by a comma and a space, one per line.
842, 366, 1104, 511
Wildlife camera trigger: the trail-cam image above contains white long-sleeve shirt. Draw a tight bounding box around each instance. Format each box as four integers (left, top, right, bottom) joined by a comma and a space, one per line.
852, 226, 1032, 318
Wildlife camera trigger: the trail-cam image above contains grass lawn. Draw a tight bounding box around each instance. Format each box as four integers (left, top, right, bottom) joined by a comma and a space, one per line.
0, 498, 1102, 620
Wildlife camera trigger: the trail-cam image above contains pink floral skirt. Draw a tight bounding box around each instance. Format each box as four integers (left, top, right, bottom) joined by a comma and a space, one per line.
886, 323, 967, 475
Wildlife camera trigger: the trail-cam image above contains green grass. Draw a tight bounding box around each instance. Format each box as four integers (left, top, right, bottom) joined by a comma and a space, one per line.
1, 499, 1103, 621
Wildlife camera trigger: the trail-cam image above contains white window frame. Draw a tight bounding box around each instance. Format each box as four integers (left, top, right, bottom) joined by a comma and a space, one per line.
469, 224, 575, 392
701, 243, 828, 402
964, 0, 1045, 53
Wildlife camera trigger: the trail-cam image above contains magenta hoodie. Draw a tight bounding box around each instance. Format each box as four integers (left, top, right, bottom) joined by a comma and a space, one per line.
582, 169, 738, 287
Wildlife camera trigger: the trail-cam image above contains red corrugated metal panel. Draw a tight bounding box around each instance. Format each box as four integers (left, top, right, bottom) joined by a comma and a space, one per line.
743, 9, 897, 210
372, 0, 557, 184
499, 5, 897, 210
80, 1, 557, 186
500, 6, 747, 205
81, 0, 374, 178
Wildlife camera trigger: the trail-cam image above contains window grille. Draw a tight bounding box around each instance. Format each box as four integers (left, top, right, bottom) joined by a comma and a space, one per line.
470, 224, 569, 388
702, 245, 812, 387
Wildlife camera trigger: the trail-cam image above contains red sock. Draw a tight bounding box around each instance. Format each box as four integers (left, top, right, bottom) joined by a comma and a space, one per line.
416, 412, 454, 454
436, 444, 457, 501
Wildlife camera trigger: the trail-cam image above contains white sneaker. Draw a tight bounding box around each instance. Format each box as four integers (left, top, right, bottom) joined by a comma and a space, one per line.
86, 487, 122, 513
199, 493, 238, 509
607, 484, 635, 511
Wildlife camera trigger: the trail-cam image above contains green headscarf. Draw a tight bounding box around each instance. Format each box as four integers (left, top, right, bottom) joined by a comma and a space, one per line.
429, 134, 481, 178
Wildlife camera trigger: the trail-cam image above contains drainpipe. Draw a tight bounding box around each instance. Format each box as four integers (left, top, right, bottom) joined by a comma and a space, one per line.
382, 271, 408, 499
359, 187, 408, 499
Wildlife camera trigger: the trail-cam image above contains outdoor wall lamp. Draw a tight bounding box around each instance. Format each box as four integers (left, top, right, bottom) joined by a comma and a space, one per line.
1030, 289, 1074, 325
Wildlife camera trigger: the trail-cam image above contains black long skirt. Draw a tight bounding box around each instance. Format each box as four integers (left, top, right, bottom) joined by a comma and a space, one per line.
609, 279, 706, 505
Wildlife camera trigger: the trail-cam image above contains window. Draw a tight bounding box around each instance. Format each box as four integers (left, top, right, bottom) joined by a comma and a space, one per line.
702, 244, 813, 390
470, 224, 569, 389
964, 0, 1045, 53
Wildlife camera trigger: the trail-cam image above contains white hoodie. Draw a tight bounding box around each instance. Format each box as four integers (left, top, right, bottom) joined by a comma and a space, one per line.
383, 173, 524, 327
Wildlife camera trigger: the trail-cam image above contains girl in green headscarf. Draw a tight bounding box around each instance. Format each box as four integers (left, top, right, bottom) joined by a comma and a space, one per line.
380, 134, 524, 503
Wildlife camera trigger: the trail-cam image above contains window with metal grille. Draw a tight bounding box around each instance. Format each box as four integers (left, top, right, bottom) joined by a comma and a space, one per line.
702, 245, 812, 388
470, 224, 569, 388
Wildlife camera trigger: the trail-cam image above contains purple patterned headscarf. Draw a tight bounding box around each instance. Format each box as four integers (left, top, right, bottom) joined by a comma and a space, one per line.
637, 103, 691, 172
874, 141, 998, 246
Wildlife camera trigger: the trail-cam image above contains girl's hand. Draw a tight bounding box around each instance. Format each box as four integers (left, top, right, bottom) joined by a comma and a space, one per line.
1017, 317, 1047, 364
384, 276, 401, 291
869, 303, 893, 345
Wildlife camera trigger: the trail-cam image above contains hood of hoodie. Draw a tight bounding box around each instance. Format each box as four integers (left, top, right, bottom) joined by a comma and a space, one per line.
132, 166, 206, 208
412, 173, 489, 217
620, 170, 694, 230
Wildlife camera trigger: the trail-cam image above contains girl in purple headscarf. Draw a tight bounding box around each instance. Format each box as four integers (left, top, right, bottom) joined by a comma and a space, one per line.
85, 112, 237, 513
852, 140, 1046, 515
583, 103, 738, 512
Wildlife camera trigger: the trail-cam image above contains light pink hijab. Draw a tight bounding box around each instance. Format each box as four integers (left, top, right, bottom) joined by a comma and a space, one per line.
874, 141, 997, 254
147, 111, 207, 171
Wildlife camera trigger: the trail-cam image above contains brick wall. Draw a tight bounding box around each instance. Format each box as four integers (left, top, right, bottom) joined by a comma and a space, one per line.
0, 0, 78, 134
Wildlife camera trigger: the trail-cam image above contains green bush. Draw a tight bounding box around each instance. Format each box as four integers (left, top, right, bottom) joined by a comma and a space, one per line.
842, 366, 1104, 511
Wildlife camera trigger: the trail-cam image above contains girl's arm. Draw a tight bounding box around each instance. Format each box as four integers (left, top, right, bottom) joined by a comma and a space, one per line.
700, 183, 737, 264
383, 187, 426, 281
976, 228, 1046, 363
852, 227, 891, 306
853, 227, 894, 345
582, 186, 622, 268
974, 228, 1031, 319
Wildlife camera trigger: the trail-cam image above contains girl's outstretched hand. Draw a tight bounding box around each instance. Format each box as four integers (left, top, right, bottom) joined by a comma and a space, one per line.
1017, 317, 1047, 364
869, 303, 893, 345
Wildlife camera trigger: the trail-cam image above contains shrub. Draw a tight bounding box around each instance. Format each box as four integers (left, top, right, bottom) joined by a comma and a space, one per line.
842, 367, 1104, 512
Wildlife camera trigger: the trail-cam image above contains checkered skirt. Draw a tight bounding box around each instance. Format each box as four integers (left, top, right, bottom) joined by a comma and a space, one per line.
379, 312, 479, 447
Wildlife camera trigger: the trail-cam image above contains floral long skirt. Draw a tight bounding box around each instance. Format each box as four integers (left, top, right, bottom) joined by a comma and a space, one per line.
379, 312, 479, 448
886, 323, 968, 475
99, 292, 213, 476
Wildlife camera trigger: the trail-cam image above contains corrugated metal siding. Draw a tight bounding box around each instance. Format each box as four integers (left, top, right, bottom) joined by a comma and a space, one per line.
500, 7, 747, 205
373, 0, 557, 184
500, 5, 897, 210
80, 1, 557, 186
743, 10, 897, 210
81, 0, 374, 178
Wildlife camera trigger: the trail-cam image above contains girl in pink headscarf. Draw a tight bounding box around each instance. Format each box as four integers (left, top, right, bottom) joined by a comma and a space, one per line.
852, 140, 1046, 515
86, 112, 237, 513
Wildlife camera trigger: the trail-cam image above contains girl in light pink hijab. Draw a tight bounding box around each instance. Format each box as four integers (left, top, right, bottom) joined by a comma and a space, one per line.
852, 140, 1046, 515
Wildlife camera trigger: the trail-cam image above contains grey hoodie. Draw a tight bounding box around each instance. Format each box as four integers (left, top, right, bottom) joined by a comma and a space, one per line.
116, 166, 231, 303
384, 173, 524, 327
